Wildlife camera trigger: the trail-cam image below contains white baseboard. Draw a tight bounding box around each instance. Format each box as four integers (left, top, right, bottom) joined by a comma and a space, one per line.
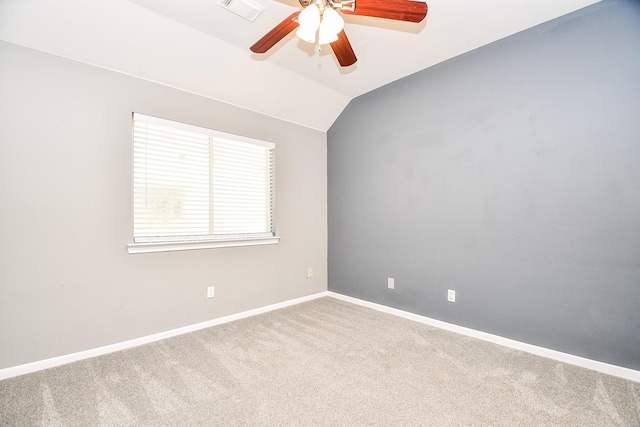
327, 292, 640, 384
0, 291, 330, 381
2, 290, 638, 384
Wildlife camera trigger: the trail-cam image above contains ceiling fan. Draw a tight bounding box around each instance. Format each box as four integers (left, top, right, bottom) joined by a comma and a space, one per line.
250, 0, 428, 67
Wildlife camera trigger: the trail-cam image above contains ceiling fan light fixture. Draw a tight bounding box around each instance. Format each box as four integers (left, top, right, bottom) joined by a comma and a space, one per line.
318, 7, 344, 44
321, 8, 344, 33
296, 5, 321, 42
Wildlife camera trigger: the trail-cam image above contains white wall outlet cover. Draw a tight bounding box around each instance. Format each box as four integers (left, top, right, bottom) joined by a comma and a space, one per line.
388, 278, 394, 289
307, 267, 313, 278
448, 289, 455, 302
207, 287, 215, 298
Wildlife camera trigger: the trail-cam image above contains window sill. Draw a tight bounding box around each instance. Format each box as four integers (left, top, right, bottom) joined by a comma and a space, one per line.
127, 236, 280, 254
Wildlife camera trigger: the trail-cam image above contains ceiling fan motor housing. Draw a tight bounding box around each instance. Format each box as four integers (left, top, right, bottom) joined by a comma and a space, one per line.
298, 0, 355, 12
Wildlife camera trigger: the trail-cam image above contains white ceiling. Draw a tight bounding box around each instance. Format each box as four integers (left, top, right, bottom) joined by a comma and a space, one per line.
0, 0, 600, 131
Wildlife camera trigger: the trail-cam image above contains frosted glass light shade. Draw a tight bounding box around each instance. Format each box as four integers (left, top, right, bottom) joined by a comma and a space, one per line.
296, 27, 318, 43
322, 8, 344, 33
318, 8, 344, 45
318, 26, 338, 44
296, 5, 320, 43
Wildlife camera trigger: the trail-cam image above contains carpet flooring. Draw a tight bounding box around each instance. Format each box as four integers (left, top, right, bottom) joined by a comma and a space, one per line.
1, 297, 639, 426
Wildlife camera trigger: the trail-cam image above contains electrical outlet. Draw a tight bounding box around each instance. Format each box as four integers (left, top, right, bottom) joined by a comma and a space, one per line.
388, 278, 395, 290
448, 289, 455, 302
207, 286, 215, 298
307, 267, 313, 278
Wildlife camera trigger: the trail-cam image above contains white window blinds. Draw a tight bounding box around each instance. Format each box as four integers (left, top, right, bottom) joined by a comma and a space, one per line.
132, 113, 275, 247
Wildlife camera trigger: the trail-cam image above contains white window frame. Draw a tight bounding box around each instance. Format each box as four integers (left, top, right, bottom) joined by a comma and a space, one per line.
127, 113, 279, 254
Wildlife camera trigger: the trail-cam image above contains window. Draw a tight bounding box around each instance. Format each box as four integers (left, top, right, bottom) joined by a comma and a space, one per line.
127, 113, 278, 254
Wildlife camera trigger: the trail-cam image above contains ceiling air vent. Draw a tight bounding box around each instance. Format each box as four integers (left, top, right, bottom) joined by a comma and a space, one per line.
218, 0, 265, 21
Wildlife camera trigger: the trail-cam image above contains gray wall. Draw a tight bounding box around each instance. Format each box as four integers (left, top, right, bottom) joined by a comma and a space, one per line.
0, 41, 327, 369
328, 0, 640, 370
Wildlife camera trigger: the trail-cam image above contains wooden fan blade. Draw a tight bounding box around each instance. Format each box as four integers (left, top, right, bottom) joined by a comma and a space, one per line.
250, 12, 300, 54
341, 0, 427, 23
330, 30, 357, 67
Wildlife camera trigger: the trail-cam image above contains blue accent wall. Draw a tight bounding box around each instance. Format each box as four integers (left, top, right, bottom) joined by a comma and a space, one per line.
328, 0, 640, 370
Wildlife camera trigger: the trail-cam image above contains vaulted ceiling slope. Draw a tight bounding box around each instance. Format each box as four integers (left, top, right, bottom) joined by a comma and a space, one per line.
0, 0, 600, 131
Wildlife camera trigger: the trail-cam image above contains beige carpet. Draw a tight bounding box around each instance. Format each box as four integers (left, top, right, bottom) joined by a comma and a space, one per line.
1, 297, 639, 426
